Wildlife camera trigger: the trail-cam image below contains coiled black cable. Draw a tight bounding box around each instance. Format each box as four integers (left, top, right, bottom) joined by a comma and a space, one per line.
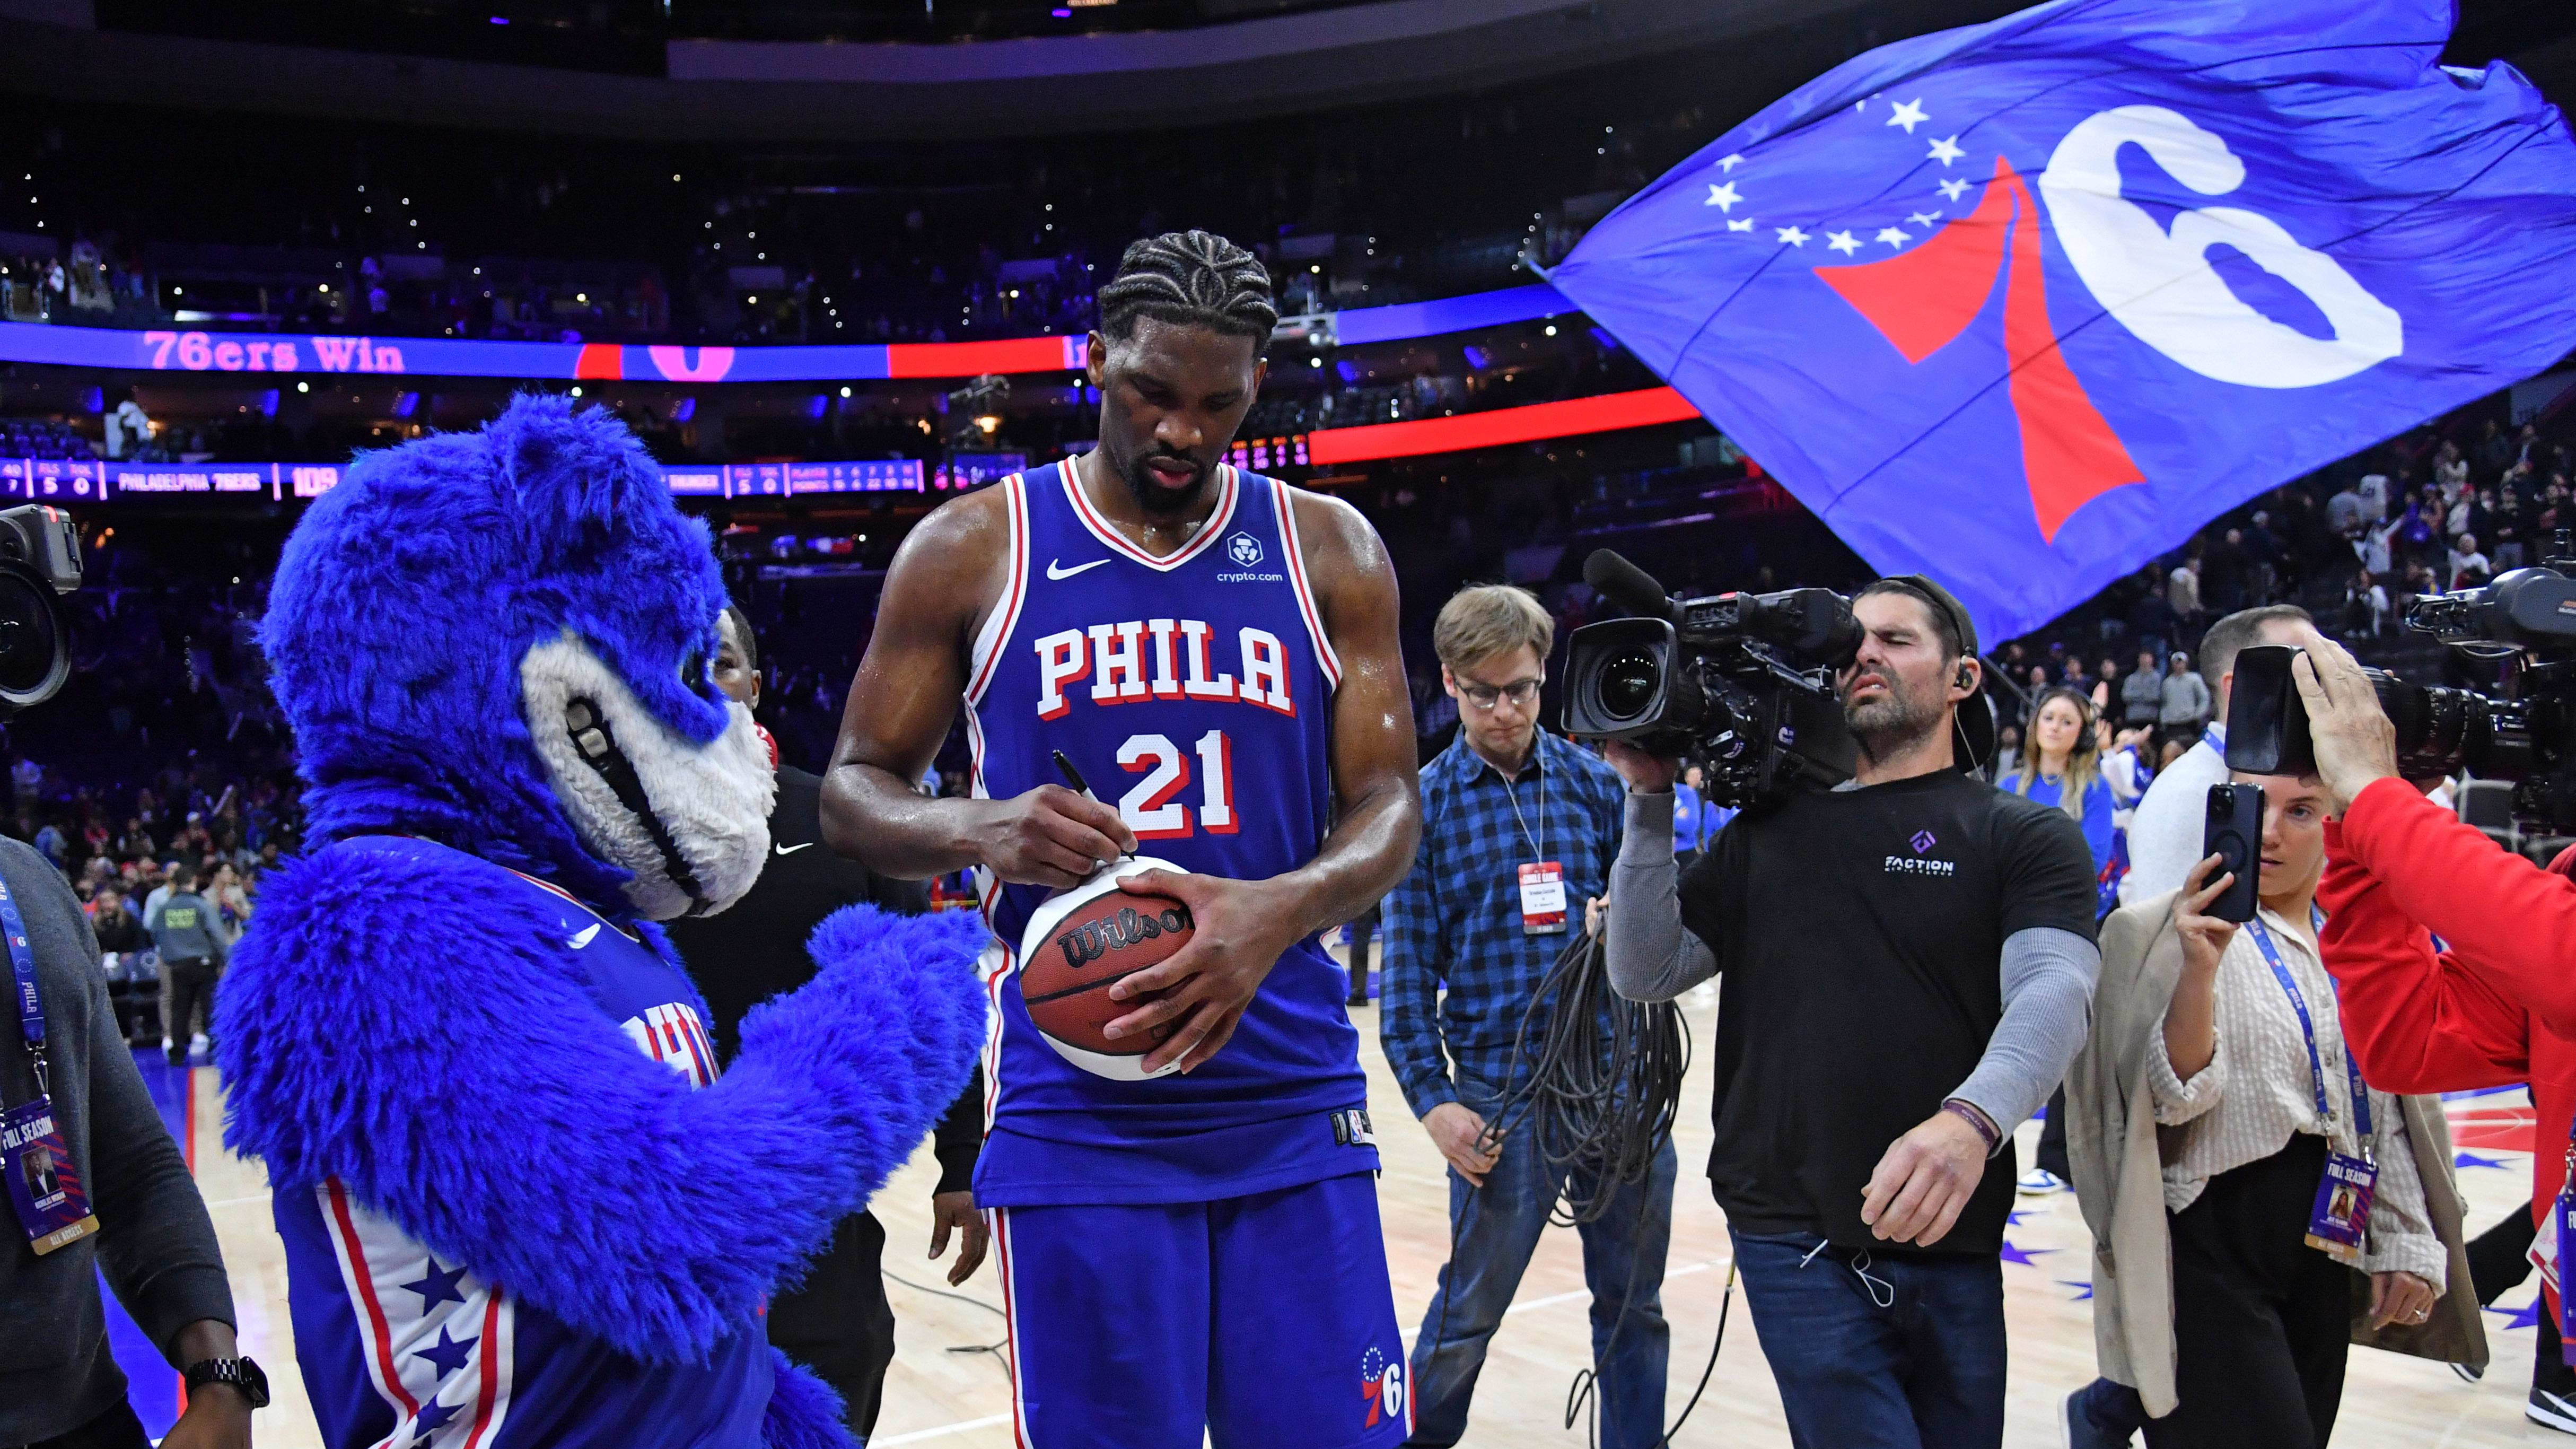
1484, 929, 1688, 1226
1420, 928, 1730, 1446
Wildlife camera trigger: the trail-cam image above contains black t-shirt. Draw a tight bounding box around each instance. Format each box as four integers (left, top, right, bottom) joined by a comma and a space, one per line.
663, 766, 927, 1058
1677, 767, 2096, 1255
663, 766, 983, 1193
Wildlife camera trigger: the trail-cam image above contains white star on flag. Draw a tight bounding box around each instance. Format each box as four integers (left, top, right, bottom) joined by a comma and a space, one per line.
1875, 228, 1911, 248
1927, 135, 1966, 166
1716, 154, 1745, 171
1725, 217, 1755, 232
1826, 230, 1861, 255
1885, 99, 1929, 134
1938, 177, 1972, 202
1776, 225, 1810, 247
1908, 211, 1942, 227
1705, 181, 1744, 211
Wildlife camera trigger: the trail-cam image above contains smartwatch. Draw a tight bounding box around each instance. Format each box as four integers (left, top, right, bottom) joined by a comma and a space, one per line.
183, 1356, 271, 1410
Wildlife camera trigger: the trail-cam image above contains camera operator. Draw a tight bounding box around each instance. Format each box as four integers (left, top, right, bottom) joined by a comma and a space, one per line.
1604, 575, 2101, 1448
2290, 633, 2576, 1432
0, 505, 264, 1449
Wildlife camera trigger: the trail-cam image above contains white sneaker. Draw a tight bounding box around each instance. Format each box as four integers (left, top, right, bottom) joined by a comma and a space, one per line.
2530, 1388, 2576, 1435
188, 1032, 209, 1057
160, 1035, 174, 1053
2018, 1168, 2069, 1195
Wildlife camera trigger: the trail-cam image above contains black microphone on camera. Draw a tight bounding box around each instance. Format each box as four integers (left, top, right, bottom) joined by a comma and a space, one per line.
1583, 549, 1679, 624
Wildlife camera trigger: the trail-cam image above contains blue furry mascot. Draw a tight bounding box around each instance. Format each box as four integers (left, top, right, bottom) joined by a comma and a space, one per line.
216, 396, 985, 1449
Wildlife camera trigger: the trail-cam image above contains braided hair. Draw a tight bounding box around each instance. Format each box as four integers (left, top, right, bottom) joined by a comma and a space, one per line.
1096, 230, 1277, 344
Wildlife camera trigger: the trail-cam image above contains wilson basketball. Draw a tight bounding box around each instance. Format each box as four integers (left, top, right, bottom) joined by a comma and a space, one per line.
1017, 858, 1196, 1081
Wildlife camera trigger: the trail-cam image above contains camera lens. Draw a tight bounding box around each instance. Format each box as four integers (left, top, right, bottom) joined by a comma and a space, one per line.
0, 567, 67, 710
1598, 649, 1660, 722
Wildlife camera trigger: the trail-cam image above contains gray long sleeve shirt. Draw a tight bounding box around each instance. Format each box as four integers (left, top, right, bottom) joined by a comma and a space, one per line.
1, 839, 235, 1444
1605, 788, 2098, 1144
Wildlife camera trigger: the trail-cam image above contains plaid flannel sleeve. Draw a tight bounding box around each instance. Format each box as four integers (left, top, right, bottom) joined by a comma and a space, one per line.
1379, 821, 1457, 1120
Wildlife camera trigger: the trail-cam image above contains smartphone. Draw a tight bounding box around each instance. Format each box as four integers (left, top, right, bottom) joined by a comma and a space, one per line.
2202, 783, 2264, 923
2221, 645, 2314, 778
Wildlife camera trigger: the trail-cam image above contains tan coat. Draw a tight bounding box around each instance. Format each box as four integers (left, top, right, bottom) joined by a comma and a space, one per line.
2064, 889, 2486, 1417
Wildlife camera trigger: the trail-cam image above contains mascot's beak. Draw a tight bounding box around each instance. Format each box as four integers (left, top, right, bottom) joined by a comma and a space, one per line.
564, 697, 722, 914
521, 633, 775, 920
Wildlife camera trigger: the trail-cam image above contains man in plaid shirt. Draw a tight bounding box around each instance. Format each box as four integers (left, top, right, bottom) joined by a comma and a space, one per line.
1381, 584, 1674, 1449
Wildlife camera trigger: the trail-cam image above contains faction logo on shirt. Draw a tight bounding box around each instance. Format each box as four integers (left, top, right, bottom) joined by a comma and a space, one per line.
1886, 826, 1957, 878
1361, 1347, 1406, 1429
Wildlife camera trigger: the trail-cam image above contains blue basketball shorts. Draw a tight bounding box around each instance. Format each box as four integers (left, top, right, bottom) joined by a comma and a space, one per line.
988, 1171, 1410, 1448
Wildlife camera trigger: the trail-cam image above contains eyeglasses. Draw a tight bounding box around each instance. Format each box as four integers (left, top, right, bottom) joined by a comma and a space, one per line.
1459, 678, 1542, 711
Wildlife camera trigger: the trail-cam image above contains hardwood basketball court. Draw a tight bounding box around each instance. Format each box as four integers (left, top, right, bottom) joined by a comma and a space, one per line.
175, 966, 2549, 1448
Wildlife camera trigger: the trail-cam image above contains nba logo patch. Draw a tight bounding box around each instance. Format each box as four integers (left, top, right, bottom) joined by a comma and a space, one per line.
1361, 1347, 1405, 1428
1226, 531, 1264, 567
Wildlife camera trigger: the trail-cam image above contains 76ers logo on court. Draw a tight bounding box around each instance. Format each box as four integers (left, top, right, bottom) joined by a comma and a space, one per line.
1226, 531, 1264, 567
1361, 1347, 1406, 1429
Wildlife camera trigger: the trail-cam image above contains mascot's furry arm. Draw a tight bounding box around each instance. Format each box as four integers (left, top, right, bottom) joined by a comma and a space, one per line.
220, 835, 987, 1365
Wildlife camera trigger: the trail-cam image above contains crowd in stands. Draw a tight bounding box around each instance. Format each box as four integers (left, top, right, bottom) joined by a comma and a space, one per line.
0, 363, 2565, 932
0, 237, 159, 327
0, 64, 1712, 348
1979, 404, 2576, 786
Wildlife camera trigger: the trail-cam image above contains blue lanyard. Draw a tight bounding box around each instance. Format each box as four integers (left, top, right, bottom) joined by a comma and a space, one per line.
1, 871, 48, 1098
2246, 907, 2371, 1151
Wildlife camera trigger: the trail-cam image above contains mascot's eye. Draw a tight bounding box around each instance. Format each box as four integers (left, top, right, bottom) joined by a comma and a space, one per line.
681, 650, 708, 688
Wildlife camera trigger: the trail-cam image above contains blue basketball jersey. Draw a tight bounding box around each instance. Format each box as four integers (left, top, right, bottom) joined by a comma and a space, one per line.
967, 459, 1380, 1207
274, 842, 765, 1449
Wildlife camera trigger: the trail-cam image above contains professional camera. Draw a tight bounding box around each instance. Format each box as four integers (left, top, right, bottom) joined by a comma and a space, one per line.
1562, 549, 1860, 807
0, 504, 80, 714
2227, 533, 2576, 832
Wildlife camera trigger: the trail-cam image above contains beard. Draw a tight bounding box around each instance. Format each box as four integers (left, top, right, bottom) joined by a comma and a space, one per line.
1116, 446, 1211, 518
1843, 676, 1945, 761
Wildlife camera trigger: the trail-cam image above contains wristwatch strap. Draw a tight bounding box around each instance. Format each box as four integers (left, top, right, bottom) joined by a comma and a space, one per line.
183, 1355, 270, 1410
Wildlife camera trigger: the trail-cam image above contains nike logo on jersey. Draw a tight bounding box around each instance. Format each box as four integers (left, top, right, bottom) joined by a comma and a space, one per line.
566, 923, 601, 949
1047, 557, 1111, 581
1032, 618, 1298, 720
774, 841, 815, 856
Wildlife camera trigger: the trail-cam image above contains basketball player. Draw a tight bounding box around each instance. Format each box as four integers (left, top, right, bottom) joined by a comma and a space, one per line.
822, 229, 1423, 1447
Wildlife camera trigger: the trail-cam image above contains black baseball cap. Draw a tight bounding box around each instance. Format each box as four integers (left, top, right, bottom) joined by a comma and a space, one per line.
1871, 573, 1994, 774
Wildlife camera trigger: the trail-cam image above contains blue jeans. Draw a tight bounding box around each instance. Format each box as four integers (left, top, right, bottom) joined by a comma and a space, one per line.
1730, 1228, 2006, 1449
1405, 1103, 1676, 1448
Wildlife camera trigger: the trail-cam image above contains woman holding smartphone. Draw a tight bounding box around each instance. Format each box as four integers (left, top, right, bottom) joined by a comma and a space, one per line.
2062, 770, 2478, 1449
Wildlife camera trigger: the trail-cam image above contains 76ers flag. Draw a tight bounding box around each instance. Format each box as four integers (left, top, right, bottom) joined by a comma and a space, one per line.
1547, 0, 2576, 642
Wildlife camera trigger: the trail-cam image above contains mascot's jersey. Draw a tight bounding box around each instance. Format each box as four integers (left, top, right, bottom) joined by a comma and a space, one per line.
968, 460, 1377, 1207
273, 850, 766, 1449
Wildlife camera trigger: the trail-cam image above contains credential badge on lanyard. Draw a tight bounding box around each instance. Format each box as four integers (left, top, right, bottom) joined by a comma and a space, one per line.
2248, 911, 2377, 1265
2, 875, 98, 1254
1500, 763, 1565, 936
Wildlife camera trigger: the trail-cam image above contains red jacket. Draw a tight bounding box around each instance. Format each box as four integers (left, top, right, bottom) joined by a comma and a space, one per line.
2319, 776, 2576, 1303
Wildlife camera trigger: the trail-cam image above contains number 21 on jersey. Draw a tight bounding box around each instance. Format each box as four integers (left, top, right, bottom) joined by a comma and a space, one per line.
1116, 730, 1237, 840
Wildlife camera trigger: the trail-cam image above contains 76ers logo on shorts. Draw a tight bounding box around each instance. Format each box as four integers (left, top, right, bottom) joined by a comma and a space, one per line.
1361, 1347, 1406, 1429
